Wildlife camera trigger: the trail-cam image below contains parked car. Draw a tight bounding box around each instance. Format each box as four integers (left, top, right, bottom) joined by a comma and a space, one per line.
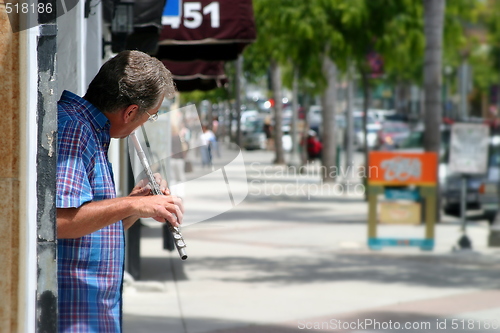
442, 139, 500, 224
375, 121, 411, 150
353, 111, 380, 150
307, 105, 322, 135
399, 125, 499, 224
241, 116, 267, 150
368, 109, 396, 123
282, 125, 292, 152
230, 110, 260, 139
240, 110, 260, 126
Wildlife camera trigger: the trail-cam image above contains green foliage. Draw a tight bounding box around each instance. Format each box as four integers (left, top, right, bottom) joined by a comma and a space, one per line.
179, 87, 229, 105
470, 45, 498, 92
486, 0, 500, 71
245, 0, 427, 89
374, 0, 424, 83
241, 0, 491, 98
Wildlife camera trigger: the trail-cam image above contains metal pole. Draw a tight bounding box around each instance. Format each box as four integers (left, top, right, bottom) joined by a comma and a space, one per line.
345, 65, 355, 182
459, 61, 469, 120
460, 176, 467, 231
458, 175, 472, 249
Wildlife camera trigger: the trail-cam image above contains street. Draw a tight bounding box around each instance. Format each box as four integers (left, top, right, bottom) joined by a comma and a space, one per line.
123, 145, 500, 333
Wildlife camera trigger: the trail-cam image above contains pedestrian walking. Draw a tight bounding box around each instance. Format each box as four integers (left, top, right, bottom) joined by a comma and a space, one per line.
199, 124, 216, 168
170, 123, 187, 198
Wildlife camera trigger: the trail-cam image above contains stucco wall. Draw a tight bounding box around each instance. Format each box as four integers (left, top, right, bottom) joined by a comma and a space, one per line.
0, 6, 20, 333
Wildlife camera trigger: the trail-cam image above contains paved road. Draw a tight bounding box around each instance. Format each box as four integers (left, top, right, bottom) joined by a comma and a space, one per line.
123, 145, 500, 333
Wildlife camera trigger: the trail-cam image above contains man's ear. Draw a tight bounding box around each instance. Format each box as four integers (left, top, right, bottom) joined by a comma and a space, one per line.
123, 104, 140, 123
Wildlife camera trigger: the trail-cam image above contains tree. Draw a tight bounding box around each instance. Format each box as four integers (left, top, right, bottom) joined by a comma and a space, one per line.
279, 0, 349, 181
423, 0, 445, 154
423, 0, 445, 222
246, 0, 292, 165
486, 0, 500, 113
270, 59, 285, 164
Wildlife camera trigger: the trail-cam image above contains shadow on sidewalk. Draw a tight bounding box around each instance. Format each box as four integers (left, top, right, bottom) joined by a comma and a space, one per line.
191, 206, 368, 225
180, 252, 500, 289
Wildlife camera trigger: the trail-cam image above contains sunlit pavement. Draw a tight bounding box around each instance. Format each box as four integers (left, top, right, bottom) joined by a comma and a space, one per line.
123, 145, 500, 333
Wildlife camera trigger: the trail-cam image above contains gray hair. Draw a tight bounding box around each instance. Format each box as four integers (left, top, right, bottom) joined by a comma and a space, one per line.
84, 50, 175, 114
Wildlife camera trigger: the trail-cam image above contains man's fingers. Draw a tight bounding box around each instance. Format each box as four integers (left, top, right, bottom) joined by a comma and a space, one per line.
152, 173, 168, 191
174, 197, 184, 213
173, 205, 183, 225
129, 184, 150, 197
138, 194, 183, 226
163, 194, 184, 213
153, 209, 181, 227
135, 178, 149, 188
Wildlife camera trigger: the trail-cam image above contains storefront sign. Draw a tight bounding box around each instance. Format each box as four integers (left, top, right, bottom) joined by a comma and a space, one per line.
369, 152, 437, 186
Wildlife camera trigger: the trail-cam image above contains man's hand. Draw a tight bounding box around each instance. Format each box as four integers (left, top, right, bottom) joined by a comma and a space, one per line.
130, 173, 169, 196
127, 173, 184, 227
132, 194, 184, 227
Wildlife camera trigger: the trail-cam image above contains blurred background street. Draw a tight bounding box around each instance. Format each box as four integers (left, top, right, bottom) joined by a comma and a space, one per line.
122, 1, 500, 330
123, 146, 500, 333
8, 0, 500, 332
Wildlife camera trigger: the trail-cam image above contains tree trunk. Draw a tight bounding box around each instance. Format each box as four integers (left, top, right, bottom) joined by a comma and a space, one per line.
345, 64, 355, 181
423, 0, 445, 222
395, 80, 410, 116
290, 66, 300, 166
423, 0, 444, 153
270, 59, 285, 164
321, 53, 338, 183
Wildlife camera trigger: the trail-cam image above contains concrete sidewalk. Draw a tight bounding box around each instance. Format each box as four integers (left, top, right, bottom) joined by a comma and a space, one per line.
123, 145, 500, 333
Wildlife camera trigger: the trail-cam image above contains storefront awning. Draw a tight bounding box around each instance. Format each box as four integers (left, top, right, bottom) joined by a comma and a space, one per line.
103, 0, 255, 91
162, 59, 228, 92
157, 0, 256, 61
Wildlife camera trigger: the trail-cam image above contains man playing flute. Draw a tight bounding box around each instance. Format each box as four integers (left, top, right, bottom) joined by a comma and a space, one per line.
56, 50, 183, 333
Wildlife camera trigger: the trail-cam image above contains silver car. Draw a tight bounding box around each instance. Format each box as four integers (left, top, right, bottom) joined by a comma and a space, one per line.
242, 117, 267, 150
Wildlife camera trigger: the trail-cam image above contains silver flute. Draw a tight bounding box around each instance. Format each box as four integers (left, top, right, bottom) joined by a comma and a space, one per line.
129, 130, 188, 260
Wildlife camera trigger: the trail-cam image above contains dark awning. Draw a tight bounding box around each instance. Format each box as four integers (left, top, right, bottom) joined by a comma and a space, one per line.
162, 60, 228, 92
103, 0, 166, 29
157, 0, 256, 61
103, 0, 255, 91
102, 0, 255, 59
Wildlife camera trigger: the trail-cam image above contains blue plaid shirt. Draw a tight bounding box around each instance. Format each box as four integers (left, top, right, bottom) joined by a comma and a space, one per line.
56, 90, 124, 333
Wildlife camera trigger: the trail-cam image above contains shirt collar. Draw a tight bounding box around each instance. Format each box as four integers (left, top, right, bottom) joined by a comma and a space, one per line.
60, 90, 110, 133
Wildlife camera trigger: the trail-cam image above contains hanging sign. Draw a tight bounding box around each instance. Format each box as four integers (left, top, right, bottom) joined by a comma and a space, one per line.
449, 123, 490, 175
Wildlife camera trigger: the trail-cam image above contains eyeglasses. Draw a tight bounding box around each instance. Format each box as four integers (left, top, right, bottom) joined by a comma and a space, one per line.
145, 110, 158, 123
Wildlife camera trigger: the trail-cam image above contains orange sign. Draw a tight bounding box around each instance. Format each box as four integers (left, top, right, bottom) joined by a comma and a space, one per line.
368, 151, 437, 186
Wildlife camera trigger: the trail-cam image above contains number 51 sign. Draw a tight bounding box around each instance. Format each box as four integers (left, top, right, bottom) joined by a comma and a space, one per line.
163, 0, 220, 29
